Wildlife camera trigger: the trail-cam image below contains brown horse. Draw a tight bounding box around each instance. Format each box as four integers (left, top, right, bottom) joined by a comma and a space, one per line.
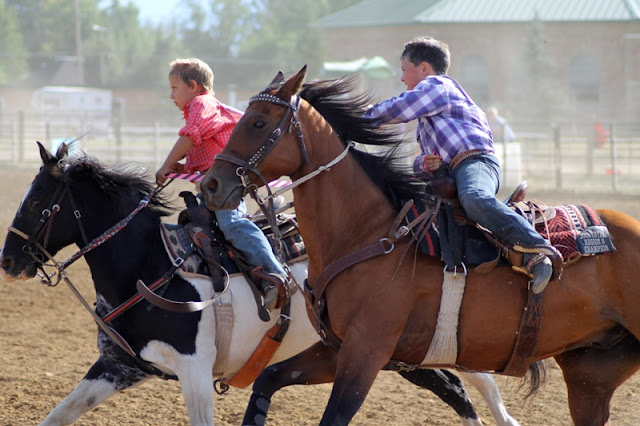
200, 67, 640, 425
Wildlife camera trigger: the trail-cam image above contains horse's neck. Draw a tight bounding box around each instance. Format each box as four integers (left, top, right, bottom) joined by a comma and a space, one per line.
83, 209, 163, 300
291, 128, 396, 273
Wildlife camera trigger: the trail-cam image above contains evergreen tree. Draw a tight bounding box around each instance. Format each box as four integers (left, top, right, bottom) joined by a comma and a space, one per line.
0, 2, 28, 85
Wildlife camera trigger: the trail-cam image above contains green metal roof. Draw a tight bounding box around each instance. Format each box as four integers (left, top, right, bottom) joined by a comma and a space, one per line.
318, 0, 640, 28
317, 0, 440, 28
418, 0, 640, 23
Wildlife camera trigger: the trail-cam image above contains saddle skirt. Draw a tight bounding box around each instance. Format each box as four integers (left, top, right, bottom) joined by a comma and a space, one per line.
159, 223, 216, 277
407, 199, 616, 266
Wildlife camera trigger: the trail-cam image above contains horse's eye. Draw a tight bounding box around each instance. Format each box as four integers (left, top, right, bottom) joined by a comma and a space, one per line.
28, 199, 41, 210
254, 121, 265, 129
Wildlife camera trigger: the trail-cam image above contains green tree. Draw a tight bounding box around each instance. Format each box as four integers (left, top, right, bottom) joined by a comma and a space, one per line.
6, 0, 166, 89
174, 0, 257, 89
0, 2, 28, 85
517, 13, 565, 122
236, 0, 363, 87
7, 0, 102, 80
92, 0, 160, 88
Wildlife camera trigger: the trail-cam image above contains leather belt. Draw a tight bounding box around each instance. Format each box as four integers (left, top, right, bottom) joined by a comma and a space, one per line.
448, 149, 492, 170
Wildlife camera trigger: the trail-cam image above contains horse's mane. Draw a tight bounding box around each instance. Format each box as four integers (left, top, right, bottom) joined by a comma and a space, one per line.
298, 78, 426, 207
59, 155, 174, 217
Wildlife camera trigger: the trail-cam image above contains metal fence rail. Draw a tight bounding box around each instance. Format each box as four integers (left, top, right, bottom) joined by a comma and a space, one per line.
0, 113, 178, 171
1, 114, 639, 194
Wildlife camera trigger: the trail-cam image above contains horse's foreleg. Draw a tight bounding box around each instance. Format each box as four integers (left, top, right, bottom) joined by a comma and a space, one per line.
173, 357, 215, 426
398, 369, 483, 426
320, 335, 396, 426
457, 371, 520, 426
40, 356, 150, 426
555, 334, 640, 426
243, 342, 338, 426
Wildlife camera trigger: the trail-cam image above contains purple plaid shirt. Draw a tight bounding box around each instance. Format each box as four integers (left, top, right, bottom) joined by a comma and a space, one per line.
363, 75, 494, 175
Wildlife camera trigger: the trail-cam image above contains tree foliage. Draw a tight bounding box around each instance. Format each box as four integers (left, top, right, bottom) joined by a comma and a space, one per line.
2, 0, 362, 90
0, 1, 28, 85
517, 13, 566, 121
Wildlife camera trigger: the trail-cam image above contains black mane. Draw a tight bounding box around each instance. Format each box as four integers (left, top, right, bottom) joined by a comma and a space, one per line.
299, 78, 426, 208
59, 155, 174, 217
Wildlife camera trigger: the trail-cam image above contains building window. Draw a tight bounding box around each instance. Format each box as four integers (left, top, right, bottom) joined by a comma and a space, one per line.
570, 54, 599, 105
459, 54, 489, 107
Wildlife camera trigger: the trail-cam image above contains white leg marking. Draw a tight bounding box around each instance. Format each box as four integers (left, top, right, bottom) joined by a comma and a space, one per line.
39, 378, 123, 426
458, 371, 520, 426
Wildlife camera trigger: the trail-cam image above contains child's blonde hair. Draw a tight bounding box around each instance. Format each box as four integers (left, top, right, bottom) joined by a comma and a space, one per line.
169, 58, 214, 93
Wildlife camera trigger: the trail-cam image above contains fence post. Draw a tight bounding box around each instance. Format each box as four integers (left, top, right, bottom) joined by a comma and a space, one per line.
46, 121, 51, 148
609, 123, 617, 192
18, 110, 25, 163
154, 121, 160, 169
586, 125, 594, 176
11, 119, 17, 165
553, 125, 562, 190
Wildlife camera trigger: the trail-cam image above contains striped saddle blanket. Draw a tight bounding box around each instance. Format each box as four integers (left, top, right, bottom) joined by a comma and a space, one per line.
408, 201, 615, 264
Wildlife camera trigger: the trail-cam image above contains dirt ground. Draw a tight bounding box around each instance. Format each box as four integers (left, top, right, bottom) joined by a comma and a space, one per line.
2, 164, 640, 426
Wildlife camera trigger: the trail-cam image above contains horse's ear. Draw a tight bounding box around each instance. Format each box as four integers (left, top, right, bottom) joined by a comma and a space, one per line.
55, 142, 69, 160
276, 65, 307, 100
37, 141, 56, 165
266, 71, 285, 91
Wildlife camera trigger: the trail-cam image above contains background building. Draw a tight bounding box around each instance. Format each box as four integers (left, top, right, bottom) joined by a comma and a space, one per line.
318, 0, 640, 127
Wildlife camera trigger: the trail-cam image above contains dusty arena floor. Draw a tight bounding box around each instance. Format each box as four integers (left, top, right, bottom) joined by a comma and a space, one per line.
2, 165, 640, 425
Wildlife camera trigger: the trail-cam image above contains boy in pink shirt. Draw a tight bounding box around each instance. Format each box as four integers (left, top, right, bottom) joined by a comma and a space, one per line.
156, 58, 285, 309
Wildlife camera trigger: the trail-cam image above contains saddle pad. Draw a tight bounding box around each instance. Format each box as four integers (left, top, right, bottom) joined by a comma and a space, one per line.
534, 204, 615, 260
267, 233, 307, 263
159, 223, 203, 274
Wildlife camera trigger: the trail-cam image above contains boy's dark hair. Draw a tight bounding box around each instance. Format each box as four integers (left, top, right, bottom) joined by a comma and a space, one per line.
401, 37, 450, 75
169, 58, 214, 92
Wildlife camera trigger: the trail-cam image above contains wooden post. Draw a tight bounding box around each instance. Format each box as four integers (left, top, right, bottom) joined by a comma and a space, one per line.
553, 125, 562, 190
609, 123, 617, 192
154, 122, 160, 169
18, 111, 24, 163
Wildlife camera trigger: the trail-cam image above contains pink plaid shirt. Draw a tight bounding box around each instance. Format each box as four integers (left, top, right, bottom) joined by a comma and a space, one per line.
179, 93, 243, 173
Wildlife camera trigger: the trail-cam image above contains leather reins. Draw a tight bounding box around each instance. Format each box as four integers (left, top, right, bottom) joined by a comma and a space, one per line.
211, 91, 439, 348
8, 178, 178, 379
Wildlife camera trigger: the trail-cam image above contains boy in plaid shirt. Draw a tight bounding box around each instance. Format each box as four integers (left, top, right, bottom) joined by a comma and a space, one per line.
364, 37, 558, 293
156, 58, 285, 308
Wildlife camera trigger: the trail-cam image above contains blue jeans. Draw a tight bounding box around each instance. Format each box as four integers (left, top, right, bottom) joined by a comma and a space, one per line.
214, 200, 286, 275
450, 154, 549, 249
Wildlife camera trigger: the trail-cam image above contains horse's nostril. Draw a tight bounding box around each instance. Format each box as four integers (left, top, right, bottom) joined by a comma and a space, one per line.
205, 178, 218, 191
0, 255, 14, 273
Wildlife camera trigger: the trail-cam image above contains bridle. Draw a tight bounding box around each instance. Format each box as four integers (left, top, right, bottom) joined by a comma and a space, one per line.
9, 177, 167, 286
214, 92, 310, 195
213, 91, 354, 245
7, 175, 179, 376
10, 179, 90, 286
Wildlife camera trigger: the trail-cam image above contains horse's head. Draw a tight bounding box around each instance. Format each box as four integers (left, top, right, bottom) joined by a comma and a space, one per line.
0, 142, 79, 282
200, 66, 309, 211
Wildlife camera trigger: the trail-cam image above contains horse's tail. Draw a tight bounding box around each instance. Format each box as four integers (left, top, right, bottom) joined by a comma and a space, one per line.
521, 359, 549, 400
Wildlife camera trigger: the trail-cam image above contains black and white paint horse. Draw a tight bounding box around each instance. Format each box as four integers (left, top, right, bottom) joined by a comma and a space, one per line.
0, 142, 518, 425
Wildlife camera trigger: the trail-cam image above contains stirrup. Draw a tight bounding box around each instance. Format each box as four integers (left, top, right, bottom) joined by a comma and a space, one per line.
251, 267, 288, 310
525, 253, 553, 294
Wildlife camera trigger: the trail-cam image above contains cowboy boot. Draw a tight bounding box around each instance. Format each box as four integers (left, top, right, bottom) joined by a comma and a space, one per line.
262, 282, 279, 311
251, 266, 288, 311
523, 252, 553, 294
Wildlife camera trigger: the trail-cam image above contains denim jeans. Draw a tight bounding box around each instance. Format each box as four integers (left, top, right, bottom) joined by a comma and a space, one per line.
214, 200, 286, 275
450, 154, 549, 249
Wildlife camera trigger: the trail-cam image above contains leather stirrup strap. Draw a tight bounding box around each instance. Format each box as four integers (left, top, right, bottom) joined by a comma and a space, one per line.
499, 291, 543, 377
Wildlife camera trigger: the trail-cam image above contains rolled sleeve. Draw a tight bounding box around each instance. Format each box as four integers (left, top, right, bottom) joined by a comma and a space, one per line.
179, 124, 202, 146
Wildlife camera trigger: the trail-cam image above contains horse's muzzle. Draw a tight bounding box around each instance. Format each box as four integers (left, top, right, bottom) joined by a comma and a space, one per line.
0, 254, 36, 282
200, 173, 243, 211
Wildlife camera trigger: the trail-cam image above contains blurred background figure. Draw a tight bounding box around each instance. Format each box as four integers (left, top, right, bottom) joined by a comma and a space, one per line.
486, 106, 515, 143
